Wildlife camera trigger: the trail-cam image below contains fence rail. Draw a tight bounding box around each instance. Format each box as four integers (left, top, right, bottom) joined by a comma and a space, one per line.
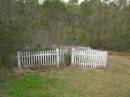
71, 48, 108, 68
17, 49, 59, 68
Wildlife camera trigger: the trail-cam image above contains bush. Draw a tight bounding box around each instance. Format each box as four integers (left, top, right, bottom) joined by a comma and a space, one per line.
64, 53, 71, 66
0, 51, 16, 69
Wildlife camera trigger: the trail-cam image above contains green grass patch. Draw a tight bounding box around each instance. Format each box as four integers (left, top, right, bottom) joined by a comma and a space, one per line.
4, 73, 59, 97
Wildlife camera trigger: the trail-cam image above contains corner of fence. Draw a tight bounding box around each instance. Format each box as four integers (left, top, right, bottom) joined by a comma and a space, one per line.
71, 48, 75, 65
17, 51, 21, 68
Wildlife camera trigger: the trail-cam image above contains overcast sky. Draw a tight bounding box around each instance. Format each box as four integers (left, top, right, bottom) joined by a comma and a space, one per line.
63, 0, 85, 4
39, 0, 115, 4
39, 0, 85, 4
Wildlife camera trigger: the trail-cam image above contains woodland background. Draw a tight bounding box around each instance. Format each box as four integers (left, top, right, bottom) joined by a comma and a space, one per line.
0, 0, 130, 67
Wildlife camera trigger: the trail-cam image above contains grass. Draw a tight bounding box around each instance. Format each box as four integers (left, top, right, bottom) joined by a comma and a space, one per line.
0, 54, 130, 97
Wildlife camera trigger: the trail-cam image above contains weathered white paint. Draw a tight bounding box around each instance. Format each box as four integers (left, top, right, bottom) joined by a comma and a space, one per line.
17, 49, 60, 68
17, 47, 108, 69
71, 47, 108, 68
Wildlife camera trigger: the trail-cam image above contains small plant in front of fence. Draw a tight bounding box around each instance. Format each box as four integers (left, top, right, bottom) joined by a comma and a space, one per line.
64, 53, 71, 66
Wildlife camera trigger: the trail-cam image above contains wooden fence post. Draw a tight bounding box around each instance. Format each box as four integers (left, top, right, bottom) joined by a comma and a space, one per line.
17, 51, 21, 68
105, 51, 108, 68
56, 48, 60, 67
71, 48, 74, 65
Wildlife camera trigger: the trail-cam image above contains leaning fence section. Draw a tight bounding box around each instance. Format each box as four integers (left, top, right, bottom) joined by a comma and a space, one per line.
17, 49, 60, 68
71, 48, 108, 68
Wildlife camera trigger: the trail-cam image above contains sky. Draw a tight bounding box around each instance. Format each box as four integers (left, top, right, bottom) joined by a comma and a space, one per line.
63, 0, 85, 4
39, 0, 85, 4
39, 0, 118, 4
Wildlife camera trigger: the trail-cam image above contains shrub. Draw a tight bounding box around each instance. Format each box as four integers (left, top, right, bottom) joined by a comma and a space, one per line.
64, 53, 71, 66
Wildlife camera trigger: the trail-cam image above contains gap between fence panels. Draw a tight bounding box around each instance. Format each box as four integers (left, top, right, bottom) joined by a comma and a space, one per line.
17, 47, 108, 69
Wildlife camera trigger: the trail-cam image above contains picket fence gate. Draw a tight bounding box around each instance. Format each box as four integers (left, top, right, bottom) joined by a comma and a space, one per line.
71, 47, 108, 68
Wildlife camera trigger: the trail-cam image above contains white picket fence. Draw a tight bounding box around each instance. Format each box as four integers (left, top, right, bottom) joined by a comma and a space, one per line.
17, 47, 108, 69
17, 49, 60, 68
71, 47, 108, 68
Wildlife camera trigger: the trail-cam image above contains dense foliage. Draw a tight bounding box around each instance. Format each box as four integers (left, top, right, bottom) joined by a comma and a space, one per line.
0, 0, 130, 66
